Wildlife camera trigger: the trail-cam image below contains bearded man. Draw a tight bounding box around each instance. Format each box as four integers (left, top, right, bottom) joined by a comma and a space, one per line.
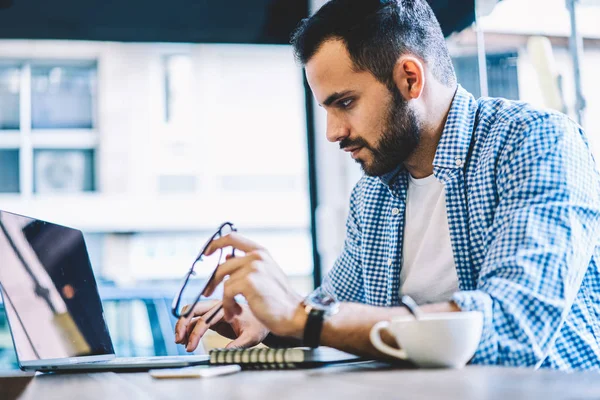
175, 0, 600, 371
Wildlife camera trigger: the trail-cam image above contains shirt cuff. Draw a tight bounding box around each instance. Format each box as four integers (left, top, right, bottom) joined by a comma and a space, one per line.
451, 290, 498, 365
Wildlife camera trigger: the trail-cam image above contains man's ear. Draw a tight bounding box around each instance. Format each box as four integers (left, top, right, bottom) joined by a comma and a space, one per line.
392, 56, 425, 101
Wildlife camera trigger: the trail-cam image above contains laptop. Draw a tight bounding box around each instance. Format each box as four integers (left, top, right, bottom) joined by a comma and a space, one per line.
0, 209, 209, 372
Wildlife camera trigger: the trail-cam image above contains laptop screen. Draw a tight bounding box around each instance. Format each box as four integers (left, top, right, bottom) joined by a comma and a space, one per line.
0, 210, 114, 362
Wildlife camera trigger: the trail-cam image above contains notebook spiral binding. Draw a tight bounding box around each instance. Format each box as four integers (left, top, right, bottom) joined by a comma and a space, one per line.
209, 348, 302, 370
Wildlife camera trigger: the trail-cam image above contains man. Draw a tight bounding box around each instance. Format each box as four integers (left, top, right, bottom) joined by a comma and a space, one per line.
175, 0, 600, 370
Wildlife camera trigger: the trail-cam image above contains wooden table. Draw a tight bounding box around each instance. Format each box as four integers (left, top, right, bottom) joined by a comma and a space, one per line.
2, 362, 600, 400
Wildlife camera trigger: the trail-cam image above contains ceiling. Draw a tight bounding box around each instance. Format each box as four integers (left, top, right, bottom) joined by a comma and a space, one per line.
0, 0, 474, 44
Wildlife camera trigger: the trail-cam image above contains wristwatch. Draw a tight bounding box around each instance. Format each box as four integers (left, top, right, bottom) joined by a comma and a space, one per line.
301, 289, 340, 348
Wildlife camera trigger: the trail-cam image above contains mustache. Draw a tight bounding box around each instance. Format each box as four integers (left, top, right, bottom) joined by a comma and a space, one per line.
339, 137, 370, 151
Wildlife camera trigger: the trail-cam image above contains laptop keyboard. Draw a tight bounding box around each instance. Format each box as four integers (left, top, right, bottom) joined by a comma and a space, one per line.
88, 355, 207, 365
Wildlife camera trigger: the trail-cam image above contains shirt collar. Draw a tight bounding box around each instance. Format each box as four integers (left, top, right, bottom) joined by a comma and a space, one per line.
378, 85, 478, 188
379, 165, 403, 187
432, 85, 478, 170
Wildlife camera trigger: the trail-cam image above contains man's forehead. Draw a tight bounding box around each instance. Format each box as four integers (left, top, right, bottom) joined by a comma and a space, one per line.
306, 39, 353, 74
305, 39, 358, 103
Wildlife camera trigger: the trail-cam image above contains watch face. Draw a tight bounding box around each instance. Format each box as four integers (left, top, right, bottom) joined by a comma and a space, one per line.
305, 289, 339, 316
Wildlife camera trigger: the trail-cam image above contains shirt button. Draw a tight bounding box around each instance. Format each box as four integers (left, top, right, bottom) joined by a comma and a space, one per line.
455, 157, 463, 167
391, 208, 400, 215
387, 259, 393, 266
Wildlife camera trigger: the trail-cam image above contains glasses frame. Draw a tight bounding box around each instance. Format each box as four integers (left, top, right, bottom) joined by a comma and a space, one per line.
171, 221, 237, 318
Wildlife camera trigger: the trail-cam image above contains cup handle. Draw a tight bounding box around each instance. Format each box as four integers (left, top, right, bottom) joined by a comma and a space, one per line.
370, 321, 407, 360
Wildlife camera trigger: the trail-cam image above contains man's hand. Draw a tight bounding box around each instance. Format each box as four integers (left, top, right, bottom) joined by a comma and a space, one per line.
175, 299, 269, 352
203, 233, 305, 338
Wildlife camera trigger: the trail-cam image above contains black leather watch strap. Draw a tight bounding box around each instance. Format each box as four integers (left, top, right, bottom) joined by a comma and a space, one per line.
303, 308, 325, 348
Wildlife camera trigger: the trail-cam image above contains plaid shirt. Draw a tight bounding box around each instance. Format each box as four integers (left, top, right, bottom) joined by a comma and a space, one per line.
320, 86, 600, 371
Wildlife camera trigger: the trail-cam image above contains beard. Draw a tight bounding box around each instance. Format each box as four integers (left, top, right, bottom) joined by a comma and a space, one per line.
340, 89, 421, 177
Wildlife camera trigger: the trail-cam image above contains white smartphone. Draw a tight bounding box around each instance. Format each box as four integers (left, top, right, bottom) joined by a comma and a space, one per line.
149, 364, 241, 379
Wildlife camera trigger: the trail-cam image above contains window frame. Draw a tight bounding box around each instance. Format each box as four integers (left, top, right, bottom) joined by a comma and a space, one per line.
0, 60, 99, 195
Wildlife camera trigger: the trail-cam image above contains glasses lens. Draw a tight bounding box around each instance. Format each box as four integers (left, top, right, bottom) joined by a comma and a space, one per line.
175, 224, 235, 316
175, 249, 222, 316
219, 223, 235, 258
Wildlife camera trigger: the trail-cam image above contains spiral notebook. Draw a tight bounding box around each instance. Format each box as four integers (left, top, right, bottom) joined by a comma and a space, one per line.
209, 346, 362, 370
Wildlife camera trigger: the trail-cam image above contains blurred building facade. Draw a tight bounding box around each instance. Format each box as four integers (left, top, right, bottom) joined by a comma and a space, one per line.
0, 41, 313, 292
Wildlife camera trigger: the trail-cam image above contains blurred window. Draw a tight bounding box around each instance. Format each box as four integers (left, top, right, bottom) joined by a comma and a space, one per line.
164, 55, 192, 124
83, 232, 105, 275
0, 306, 18, 370
31, 65, 96, 129
452, 52, 520, 100
33, 149, 95, 193
0, 149, 19, 193
0, 61, 98, 195
103, 300, 157, 357
0, 66, 20, 130
157, 175, 197, 194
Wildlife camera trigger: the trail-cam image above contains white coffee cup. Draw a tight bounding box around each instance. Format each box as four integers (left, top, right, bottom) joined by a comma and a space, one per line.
369, 311, 483, 368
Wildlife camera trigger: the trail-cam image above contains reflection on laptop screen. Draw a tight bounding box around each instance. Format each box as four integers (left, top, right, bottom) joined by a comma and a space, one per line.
0, 210, 114, 362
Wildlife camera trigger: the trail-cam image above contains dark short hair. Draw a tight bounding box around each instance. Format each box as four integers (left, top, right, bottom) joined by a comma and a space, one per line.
290, 0, 457, 88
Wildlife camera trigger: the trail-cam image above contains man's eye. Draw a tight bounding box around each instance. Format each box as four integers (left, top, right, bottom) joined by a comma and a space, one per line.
339, 98, 353, 108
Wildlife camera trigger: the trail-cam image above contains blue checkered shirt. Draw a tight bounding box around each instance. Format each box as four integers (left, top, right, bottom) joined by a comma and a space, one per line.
319, 86, 600, 371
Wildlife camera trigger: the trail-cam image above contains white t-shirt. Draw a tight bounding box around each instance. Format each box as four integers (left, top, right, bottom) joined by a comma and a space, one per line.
399, 174, 459, 305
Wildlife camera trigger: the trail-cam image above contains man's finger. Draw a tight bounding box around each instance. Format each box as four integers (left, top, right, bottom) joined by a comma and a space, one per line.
203, 254, 255, 296
176, 316, 203, 346
205, 232, 264, 256
185, 307, 225, 352
181, 302, 221, 344
222, 278, 244, 322
183, 317, 202, 344
175, 300, 220, 342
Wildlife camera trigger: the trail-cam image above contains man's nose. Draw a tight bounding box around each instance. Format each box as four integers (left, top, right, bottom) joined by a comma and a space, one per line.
326, 113, 349, 143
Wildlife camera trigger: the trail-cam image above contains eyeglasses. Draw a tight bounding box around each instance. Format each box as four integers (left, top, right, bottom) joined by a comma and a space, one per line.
171, 222, 237, 319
